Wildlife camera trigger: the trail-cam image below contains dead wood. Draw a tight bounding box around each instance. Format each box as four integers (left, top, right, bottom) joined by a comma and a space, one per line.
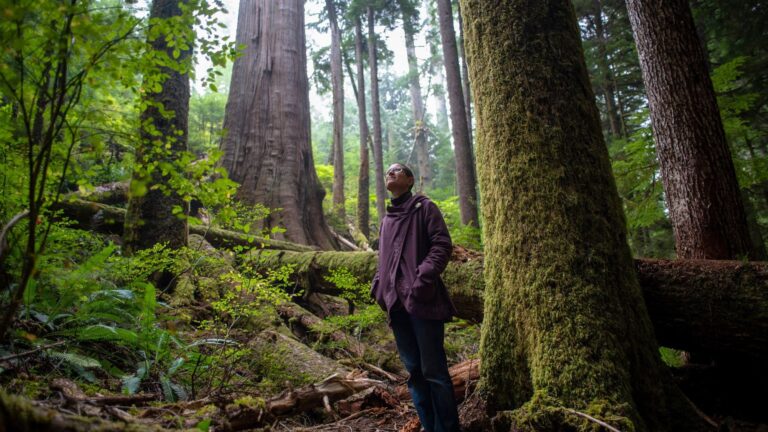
0, 389, 166, 432
50, 199, 315, 252
276, 302, 362, 358
223, 372, 383, 431
247, 249, 768, 359
395, 358, 480, 403
51, 378, 158, 407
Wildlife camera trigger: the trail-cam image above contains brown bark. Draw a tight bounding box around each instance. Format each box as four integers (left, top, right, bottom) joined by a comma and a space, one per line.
220, 0, 337, 250
456, 2, 473, 147
626, 0, 755, 260
124, 0, 191, 255
400, 2, 431, 191
354, 15, 370, 239
591, 0, 623, 139
436, 0, 479, 227
326, 0, 346, 222
368, 7, 387, 223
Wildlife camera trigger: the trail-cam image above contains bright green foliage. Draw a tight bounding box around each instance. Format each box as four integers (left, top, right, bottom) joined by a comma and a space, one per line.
432, 196, 483, 250
324, 267, 372, 305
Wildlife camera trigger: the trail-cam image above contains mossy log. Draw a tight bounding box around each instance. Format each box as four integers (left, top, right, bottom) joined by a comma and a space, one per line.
246, 249, 768, 359
50, 199, 315, 252
0, 390, 163, 432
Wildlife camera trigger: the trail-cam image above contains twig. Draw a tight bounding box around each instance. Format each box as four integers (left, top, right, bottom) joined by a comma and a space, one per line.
360, 362, 404, 382
0, 210, 30, 262
681, 393, 719, 429
0, 340, 66, 362
563, 408, 623, 432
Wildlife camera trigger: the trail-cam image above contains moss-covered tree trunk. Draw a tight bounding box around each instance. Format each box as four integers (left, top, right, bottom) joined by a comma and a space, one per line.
124, 0, 191, 254
460, 1, 706, 430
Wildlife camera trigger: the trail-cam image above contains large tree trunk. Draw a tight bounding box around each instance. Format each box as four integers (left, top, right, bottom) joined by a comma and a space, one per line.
626, 0, 755, 260
368, 7, 386, 223
326, 0, 345, 222
460, 0, 705, 430
436, 0, 479, 229
399, 1, 431, 192
124, 0, 191, 255
220, 0, 337, 250
354, 15, 370, 239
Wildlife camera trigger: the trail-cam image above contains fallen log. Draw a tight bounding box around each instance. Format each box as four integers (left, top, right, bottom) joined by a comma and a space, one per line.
50, 199, 315, 252
224, 372, 382, 431
395, 358, 480, 403
245, 249, 768, 360
0, 389, 165, 431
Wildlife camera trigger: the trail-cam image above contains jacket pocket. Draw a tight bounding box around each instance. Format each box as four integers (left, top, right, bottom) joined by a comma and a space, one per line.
410, 275, 436, 303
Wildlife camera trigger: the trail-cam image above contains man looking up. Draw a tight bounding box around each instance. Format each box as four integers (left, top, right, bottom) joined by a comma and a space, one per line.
371, 163, 460, 432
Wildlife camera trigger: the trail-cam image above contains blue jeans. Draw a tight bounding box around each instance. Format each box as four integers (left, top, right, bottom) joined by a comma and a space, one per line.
390, 310, 460, 432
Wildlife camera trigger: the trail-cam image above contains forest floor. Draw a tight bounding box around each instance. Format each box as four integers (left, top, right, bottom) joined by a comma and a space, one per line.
1, 228, 766, 431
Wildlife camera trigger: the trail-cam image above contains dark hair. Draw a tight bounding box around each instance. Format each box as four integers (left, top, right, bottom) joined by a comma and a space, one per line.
397, 163, 414, 178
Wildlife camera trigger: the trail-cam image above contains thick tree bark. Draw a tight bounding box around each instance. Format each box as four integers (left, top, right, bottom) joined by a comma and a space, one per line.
124, 0, 191, 255
460, 0, 705, 430
354, 16, 370, 239
220, 0, 337, 250
626, 0, 755, 260
326, 0, 346, 222
399, 2, 431, 191
436, 0, 479, 228
367, 7, 386, 223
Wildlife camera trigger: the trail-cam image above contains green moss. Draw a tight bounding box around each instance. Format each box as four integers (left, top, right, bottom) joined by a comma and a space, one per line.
461, 0, 705, 430
493, 392, 635, 432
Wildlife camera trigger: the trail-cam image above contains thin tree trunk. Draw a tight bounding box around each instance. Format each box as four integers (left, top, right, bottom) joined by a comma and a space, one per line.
400, 2, 431, 191
326, 0, 345, 222
456, 2, 473, 147
592, 0, 623, 139
626, 0, 755, 260
124, 0, 191, 255
461, 0, 706, 429
437, 0, 479, 227
368, 7, 386, 223
220, 0, 338, 250
354, 16, 370, 239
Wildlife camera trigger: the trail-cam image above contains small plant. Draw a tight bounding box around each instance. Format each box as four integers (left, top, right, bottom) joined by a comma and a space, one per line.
323, 267, 371, 306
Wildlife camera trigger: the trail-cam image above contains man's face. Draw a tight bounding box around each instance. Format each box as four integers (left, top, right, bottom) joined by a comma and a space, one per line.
386, 164, 414, 193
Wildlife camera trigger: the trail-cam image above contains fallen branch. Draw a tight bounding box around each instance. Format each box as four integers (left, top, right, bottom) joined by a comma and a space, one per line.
51, 379, 159, 407
562, 408, 623, 432
0, 340, 66, 363
0, 210, 30, 263
224, 372, 383, 431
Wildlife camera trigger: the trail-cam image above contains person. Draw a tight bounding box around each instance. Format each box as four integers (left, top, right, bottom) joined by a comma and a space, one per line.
371, 163, 460, 432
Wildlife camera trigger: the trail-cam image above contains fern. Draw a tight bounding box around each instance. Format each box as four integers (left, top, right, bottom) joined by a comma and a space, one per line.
47, 350, 102, 369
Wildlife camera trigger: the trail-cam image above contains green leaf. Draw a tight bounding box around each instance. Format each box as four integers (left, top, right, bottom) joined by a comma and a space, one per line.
49, 351, 102, 369
122, 375, 142, 395
196, 419, 211, 431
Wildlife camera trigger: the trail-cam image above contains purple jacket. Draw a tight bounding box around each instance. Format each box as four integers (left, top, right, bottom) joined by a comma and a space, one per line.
371, 193, 457, 321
